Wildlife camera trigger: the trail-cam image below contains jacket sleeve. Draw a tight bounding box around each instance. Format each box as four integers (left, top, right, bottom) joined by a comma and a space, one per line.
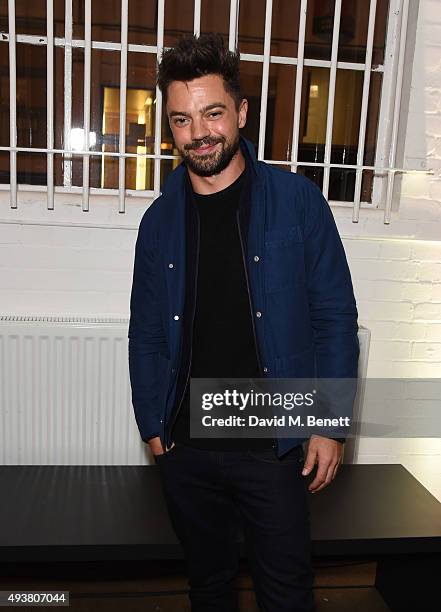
303, 180, 360, 442
128, 201, 167, 443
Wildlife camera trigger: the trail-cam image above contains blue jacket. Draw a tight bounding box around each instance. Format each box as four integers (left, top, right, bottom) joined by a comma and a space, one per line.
128, 136, 360, 457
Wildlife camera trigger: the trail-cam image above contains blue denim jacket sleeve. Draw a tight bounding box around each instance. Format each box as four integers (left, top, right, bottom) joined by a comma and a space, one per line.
303, 180, 360, 378
303, 181, 360, 441
128, 199, 167, 443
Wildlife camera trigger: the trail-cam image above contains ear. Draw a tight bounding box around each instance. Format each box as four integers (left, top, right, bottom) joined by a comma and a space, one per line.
238, 98, 248, 129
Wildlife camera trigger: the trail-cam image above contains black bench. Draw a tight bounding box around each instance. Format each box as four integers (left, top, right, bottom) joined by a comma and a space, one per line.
1, 464, 440, 611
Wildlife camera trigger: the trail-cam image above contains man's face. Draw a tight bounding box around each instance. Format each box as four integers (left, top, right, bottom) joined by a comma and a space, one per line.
166, 74, 247, 177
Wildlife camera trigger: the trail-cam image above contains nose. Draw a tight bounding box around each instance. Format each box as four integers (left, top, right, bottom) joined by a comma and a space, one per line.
190, 116, 210, 143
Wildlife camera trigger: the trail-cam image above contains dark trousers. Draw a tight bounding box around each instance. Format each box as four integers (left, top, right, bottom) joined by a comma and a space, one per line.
156, 442, 315, 612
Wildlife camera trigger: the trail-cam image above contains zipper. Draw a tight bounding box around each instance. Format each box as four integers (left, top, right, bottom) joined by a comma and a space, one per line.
236, 209, 276, 450
166, 208, 200, 448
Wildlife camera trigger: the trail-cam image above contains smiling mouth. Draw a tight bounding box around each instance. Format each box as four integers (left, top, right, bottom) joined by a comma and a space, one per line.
191, 142, 219, 155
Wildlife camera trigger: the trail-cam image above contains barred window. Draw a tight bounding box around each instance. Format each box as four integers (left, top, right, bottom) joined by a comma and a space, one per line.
0, 0, 418, 222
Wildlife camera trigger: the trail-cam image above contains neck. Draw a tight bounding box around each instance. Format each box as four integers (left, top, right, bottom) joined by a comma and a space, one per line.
187, 148, 246, 195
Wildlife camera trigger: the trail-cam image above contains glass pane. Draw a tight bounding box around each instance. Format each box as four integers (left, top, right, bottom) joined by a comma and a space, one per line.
240, 61, 262, 155
265, 64, 297, 161
373, 0, 389, 67
200, 0, 229, 45
361, 169, 374, 202
15, 0, 46, 36
329, 167, 355, 201
73, 0, 122, 43
54, 0, 65, 38
128, 0, 157, 46
0, 42, 9, 147
271, 0, 300, 58
297, 165, 323, 190
0, 151, 9, 184
54, 47, 64, 151
298, 67, 329, 164
164, 0, 194, 47
238, 0, 265, 55
72, 0, 84, 40
90, 49, 120, 188
331, 69, 363, 166
337, 0, 390, 65
17, 152, 46, 185
54, 152, 64, 187
16, 43, 46, 149
71, 48, 84, 187
70, 48, 158, 190
0, 0, 8, 33
337, 0, 368, 63
305, 0, 334, 61
364, 72, 382, 166
329, 168, 375, 203
125, 51, 157, 190
92, 0, 121, 43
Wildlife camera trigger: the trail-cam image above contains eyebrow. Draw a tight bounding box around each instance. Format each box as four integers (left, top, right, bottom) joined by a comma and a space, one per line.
168, 103, 227, 118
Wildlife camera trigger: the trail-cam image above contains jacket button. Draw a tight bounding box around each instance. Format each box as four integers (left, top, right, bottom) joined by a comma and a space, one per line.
171, 368, 176, 373
168, 263, 174, 268
254, 255, 260, 262
256, 311, 262, 318
263, 367, 268, 373
173, 315, 180, 320
160, 419, 163, 423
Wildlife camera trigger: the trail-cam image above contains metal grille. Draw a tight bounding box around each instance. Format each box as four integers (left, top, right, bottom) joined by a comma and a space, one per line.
0, 0, 425, 223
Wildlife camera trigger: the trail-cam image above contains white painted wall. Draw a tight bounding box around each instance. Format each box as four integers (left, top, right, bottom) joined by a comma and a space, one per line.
0, 1, 440, 499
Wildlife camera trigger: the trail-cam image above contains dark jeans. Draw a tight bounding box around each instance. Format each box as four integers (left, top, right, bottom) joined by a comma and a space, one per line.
156, 442, 315, 612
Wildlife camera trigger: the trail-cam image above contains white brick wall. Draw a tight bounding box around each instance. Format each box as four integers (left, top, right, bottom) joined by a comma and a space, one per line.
1, 0, 440, 499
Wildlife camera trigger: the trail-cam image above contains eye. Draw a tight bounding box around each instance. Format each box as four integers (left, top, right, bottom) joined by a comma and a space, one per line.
208, 111, 222, 118
173, 117, 189, 126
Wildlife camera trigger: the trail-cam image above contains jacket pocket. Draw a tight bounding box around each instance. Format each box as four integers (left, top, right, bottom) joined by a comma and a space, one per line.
264, 226, 305, 292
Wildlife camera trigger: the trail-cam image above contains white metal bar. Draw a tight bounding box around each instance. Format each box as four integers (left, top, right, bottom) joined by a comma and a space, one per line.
82, 0, 92, 212
0, 144, 432, 177
257, 0, 273, 159
194, 0, 201, 36
118, 0, 129, 213
46, 0, 55, 210
8, 0, 17, 209
153, 0, 165, 198
371, 0, 402, 209
290, 0, 307, 170
63, 0, 73, 187
0, 35, 386, 74
352, 0, 377, 223
0, 146, 176, 159
384, 0, 410, 224
322, 0, 342, 200
229, 0, 239, 51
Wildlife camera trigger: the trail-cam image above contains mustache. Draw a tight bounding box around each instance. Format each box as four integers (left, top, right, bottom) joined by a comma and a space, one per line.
184, 137, 224, 151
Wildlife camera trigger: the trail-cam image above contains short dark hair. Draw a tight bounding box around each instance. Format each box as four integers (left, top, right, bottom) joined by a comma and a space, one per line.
157, 33, 243, 111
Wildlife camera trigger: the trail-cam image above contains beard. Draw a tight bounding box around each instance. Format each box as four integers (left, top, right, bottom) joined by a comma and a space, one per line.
179, 132, 240, 177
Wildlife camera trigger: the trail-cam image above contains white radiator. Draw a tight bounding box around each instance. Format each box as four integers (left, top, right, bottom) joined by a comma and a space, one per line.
0, 316, 151, 465
0, 316, 370, 465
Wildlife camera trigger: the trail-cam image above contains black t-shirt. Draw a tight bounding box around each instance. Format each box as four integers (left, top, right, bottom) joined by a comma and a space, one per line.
170, 168, 273, 450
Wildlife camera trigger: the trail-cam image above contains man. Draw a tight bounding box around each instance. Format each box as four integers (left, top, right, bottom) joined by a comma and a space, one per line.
129, 33, 359, 612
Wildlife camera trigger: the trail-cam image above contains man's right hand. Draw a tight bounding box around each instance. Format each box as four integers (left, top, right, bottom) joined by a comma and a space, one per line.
148, 436, 164, 457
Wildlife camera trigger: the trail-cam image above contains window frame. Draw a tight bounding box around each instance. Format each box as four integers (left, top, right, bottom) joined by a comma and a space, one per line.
0, 0, 417, 224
